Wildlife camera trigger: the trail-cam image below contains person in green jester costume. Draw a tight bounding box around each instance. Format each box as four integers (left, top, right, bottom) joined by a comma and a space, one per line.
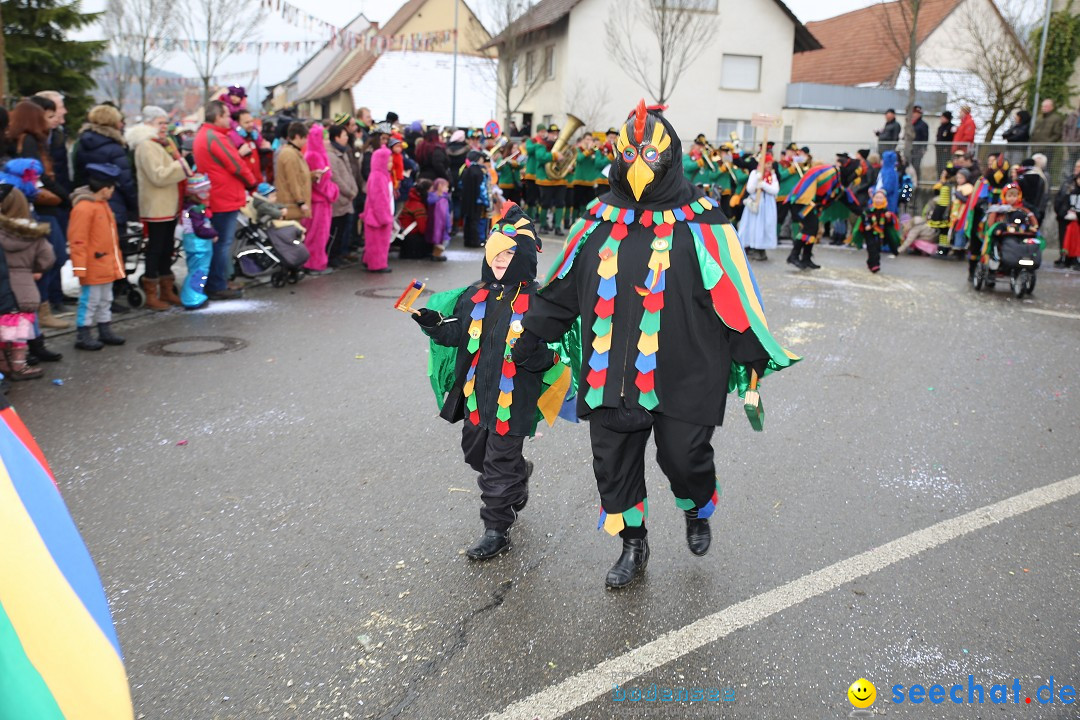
572, 135, 604, 222
512, 102, 799, 589
523, 126, 549, 219
414, 202, 579, 561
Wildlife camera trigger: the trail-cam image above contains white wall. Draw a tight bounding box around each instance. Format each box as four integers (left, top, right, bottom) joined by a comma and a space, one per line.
350, 51, 497, 127
502, 0, 797, 140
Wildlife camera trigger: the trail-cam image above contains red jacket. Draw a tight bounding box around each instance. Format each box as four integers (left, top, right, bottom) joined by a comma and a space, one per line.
192, 122, 256, 213
952, 115, 976, 153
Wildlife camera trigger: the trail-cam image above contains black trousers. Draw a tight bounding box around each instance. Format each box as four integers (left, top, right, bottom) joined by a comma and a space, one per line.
461, 423, 528, 532
589, 413, 717, 532
144, 219, 177, 278
523, 179, 540, 207
539, 184, 563, 210
573, 185, 594, 213
866, 234, 881, 270
502, 186, 521, 205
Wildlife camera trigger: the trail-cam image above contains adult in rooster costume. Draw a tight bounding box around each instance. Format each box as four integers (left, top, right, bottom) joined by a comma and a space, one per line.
785, 154, 864, 269
512, 102, 799, 589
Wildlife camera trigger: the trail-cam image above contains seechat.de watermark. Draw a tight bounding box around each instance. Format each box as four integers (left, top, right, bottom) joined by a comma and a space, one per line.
891, 675, 1076, 706
611, 683, 736, 703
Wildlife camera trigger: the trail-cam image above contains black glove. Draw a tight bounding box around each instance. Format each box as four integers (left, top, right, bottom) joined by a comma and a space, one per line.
510, 329, 542, 365
749, 359, 768, 379
412, 308, 443, 329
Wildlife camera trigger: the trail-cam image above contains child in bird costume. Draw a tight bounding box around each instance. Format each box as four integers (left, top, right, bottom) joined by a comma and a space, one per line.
853, 189, 901, 273
512, 102, 799, 589
413, 203, 579, 561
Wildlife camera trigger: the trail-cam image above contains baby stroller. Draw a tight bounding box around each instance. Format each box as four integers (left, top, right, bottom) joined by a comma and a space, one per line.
235, 196, 309, 288
972, 205, 1043, 298
116, 221, 181, 308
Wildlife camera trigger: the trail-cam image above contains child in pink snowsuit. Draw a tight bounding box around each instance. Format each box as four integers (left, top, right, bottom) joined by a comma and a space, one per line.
301, 124, 339, 273
361, 146, 394, 273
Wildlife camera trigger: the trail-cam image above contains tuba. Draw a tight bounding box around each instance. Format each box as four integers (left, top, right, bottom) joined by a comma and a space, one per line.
545, 113, 584, 180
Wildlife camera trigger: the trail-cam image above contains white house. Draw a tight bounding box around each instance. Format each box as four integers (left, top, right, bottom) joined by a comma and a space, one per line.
484, 0, 820, 145
267, 0, 495, 126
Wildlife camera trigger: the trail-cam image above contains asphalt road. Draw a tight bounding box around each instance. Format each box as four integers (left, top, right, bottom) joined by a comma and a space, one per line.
13, 238, 1080, 720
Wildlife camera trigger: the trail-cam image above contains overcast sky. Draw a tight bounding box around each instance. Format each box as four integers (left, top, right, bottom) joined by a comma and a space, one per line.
73, 0, 882, 92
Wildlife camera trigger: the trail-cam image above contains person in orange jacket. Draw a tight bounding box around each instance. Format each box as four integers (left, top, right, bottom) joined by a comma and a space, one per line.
68, 163, 126, 351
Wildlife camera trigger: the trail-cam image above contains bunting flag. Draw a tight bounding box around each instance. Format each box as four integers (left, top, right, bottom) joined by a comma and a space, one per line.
99, 69, 258, 88
117, 34, 324, 54
0, 401, 134, 719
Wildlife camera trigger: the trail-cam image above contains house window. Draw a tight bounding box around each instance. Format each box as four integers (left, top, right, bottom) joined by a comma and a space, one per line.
544, 45, 555, 80
716, 118, 750, 147
542, 114, 553, 128
510, 60, 519, 87
525, 50, 536, 84
720, 54, 761, 91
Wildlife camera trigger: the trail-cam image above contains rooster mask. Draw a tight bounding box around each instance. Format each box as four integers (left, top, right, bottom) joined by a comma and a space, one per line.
605, 100, 696, 211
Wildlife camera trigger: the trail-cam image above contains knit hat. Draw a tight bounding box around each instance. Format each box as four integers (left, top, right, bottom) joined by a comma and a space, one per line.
450, 129, 466, 143
187, 174, 211, 195
227, 86, 246, 98
86, 163, 121, 182
333, 112, 352, 126
142, 105, 168, 122
257, 182, 275, 196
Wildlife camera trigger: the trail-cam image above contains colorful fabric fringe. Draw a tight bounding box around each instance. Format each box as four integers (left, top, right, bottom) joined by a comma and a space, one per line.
0, 403, 134, 719
674, 477, 722, 518
598, 498, 648, 536
496, 292, 529, 435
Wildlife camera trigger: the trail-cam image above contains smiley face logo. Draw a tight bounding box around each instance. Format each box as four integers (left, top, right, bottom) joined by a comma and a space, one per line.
847, 678, 876, 709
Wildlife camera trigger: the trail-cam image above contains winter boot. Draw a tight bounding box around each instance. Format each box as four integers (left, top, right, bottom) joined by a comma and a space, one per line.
787, 239, 807, 269
6, 345, 43, 380
97, 322, 125, 346
38, 301, 72, 330
684, 509, 711, 556
28, 336, 62, 363
605, 536, 650, 589
159, 274, 182, 306
466, 528, 511, 560
800, 241, 821, 270
141, 276, 169, 311
75, 326, 103, 351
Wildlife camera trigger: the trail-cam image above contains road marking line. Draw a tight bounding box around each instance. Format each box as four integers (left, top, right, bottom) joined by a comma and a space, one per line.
1022, 308, 1080, 320
485, 474, 1080, 720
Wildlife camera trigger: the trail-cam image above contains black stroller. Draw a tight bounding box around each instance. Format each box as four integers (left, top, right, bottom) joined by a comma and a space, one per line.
234, 198, 310, 288
116, 220, 181, 308
972, 206, 1043, 298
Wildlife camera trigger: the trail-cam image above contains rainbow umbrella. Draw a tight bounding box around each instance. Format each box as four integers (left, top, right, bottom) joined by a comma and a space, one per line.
0, 399, 134, 720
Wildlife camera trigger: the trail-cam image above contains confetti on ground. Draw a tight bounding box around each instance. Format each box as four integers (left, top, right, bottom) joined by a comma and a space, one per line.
355, 354, 365, 359
51, 379, 64, 386
176, 440, 188, 446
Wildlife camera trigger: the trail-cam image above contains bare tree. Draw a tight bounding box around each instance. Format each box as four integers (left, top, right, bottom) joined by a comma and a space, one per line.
881, 0, 923, 163
476, 0, 550, 131
101, 0, 177, 111
564, 80, 612, 133
939, 3, 1032, 141
604, 0, 716, 105
177, 0, 263, 103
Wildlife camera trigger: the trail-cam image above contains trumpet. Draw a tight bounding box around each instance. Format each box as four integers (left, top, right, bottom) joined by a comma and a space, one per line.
698, 140, 721, 172
496, 149, 521, 170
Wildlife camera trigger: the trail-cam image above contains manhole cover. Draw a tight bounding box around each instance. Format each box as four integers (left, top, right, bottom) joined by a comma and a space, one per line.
355, 286, 435, 301
138, 336, 248, 357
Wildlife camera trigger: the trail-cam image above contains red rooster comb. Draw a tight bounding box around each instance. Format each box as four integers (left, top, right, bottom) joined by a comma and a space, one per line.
634, 99, 647, 144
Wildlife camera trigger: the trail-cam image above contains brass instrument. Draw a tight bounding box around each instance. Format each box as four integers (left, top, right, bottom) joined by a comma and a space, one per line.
699, 140, 721, 172
544, 113, 584, 181
484, 135, 509, 162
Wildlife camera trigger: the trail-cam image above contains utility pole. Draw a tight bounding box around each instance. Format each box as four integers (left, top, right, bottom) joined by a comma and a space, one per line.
451, 0, 459, 127
1029, 0, 1053, 135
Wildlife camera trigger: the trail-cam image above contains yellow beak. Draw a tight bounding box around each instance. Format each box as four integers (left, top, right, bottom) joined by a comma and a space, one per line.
627, 157, 654, 200
485, 233, 516, 266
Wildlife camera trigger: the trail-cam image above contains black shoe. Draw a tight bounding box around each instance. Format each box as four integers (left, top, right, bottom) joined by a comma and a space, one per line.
512, 460, 534, 513
365, 266, 393, 273
110, 301, 131, 314
684, 510, 711, 556
28, 337, 62, 363
61, 294, 79, 305
466, 528, 511, 560
786, 253, 807, 269
803, 255, 821, 270
97, 322, 125, 346
1053, 258, 1065, 268
605, 537, 649, 589
208, 289, 243, 300
429, 254, 448, 262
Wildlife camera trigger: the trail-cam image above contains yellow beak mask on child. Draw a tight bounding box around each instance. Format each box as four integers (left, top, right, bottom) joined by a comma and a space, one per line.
485, 216, 535, 266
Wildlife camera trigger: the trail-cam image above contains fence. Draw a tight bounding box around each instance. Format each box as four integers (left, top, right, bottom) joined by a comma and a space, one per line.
795, 141, 1080, 190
